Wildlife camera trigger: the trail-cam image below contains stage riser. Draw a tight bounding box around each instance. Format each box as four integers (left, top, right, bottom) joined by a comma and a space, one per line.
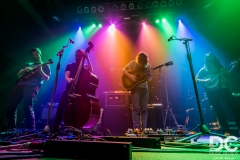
44, 140, 132, 160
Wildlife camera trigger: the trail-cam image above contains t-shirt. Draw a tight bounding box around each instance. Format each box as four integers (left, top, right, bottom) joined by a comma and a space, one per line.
65, 63, 90, 89
18, 62, 51, 87
123, 60, 151, 89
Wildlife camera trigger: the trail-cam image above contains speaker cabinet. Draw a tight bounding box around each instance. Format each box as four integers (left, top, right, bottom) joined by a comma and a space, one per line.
36, 104, 58, 130
102, 107, 131, 136
40, 106, 58, 120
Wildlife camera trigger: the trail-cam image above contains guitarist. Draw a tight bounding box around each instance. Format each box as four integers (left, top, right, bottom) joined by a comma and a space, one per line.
52, 49, 93, 132
195, 53, 239, 136
6, 48, 51, 130
122, 52, 153, 132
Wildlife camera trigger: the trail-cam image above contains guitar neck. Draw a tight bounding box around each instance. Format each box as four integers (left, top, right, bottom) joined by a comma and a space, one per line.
152, 64, 164, 70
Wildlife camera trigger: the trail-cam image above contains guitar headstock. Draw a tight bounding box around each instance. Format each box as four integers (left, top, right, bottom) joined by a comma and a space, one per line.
85, 41, 94, 54
164, 61, 173, 67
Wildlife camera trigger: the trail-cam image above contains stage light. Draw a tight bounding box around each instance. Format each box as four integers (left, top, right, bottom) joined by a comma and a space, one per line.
98, 6, 104, 12
92, 24, 96, 28
110, 24, 115, 28
162, 18, 166, 23
79, 27, 81, 30
146, 2, 151, 8
176, 0, 183, 5
168, 0, 175, 6
160, 0, 167, 7
112, 5, 118, 11
178, 20, 182, 23
84, 7, 89, 13
99, 24, 102, 28
77, 7, 83, 13
142, 22, 146, 27
156, 19, 160, 23
108, 24, 115, 32
91, 7, 97, 13
137, 2, 143, 9
129, 3, 134, 9
121, 4, 126, 10
152, 1, 158, 8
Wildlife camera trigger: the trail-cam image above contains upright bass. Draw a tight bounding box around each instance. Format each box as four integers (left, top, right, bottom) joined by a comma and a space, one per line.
64, 42, 100, 129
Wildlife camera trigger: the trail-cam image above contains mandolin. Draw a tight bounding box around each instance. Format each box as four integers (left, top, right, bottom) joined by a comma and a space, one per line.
122, 61, 173, 90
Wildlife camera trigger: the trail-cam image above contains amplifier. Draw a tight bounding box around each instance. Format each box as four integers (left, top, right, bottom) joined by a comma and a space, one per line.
102, 92, 130, 108
40, 103, 58, 120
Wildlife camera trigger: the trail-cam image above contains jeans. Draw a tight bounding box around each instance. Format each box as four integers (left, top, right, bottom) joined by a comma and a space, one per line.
206, 88, 240, 133
131, 87, 149, 130
52, 89, 69, 132
6, 85, 38, 130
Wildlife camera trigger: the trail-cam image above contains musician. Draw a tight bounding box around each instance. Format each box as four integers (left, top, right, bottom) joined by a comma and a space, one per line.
6, 48, 51, 130
195, 53, 239, 135
122, 52, 154, 131
52, 49, 93, 132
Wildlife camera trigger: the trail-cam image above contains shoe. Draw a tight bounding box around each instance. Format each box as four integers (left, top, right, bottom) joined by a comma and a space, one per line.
224, 132, 230, 136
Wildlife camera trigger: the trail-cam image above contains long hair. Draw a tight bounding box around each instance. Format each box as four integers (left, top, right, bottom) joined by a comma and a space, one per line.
136, 52, 148, 67
204, 53, 223, 71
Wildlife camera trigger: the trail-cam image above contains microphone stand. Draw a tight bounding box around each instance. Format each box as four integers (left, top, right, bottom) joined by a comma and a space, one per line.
42, 39, 74, 133
168, 36, 226, 142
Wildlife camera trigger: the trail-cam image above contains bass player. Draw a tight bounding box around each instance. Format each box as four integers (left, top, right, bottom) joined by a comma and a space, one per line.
6, 48, 51, 130
122, 52, 153, 132
195, 53, 239, 136
52, 49, 93, 132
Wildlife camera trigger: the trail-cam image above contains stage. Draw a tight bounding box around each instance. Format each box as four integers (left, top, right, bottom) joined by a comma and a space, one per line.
0, 129, 239, 160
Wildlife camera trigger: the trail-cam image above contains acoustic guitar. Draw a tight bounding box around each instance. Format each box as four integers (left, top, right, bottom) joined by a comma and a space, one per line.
203, 58, 239, 91
17, 59, 53, 83
122, 61, 173, 90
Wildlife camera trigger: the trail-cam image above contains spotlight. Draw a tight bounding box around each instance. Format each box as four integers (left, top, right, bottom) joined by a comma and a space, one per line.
99, 24, 102, 28
156, 19, 160, 23
91, 7, 97, 13
162, 18, 166, 23
112, 5, 118, 11
129, 3, 134, 9
152, 1, 158, 8
92, 24, 96, 28
176, 0, 183, 5
160, 0, 167, 7
121, 4, 126, 10
137, 2, 143, 9
108, 24, 115, 32
168, 0, 175, 6
146, 2, 151, 8
77, 7, 83, 13
84, 7, 89, 13
98, 6, 104, 12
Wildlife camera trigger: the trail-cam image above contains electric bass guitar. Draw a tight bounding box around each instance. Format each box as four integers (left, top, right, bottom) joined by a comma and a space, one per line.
203, 58, 239, 91
122, 61, 173, 90
17, 59, 53, 83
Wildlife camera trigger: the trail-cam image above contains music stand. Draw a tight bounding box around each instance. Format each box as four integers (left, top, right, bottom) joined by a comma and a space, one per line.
168, 36, 226, 142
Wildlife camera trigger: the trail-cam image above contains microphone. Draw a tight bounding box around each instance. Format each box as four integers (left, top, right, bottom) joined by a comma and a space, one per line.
69, 38, 74, 44
168, 35, 174, 42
